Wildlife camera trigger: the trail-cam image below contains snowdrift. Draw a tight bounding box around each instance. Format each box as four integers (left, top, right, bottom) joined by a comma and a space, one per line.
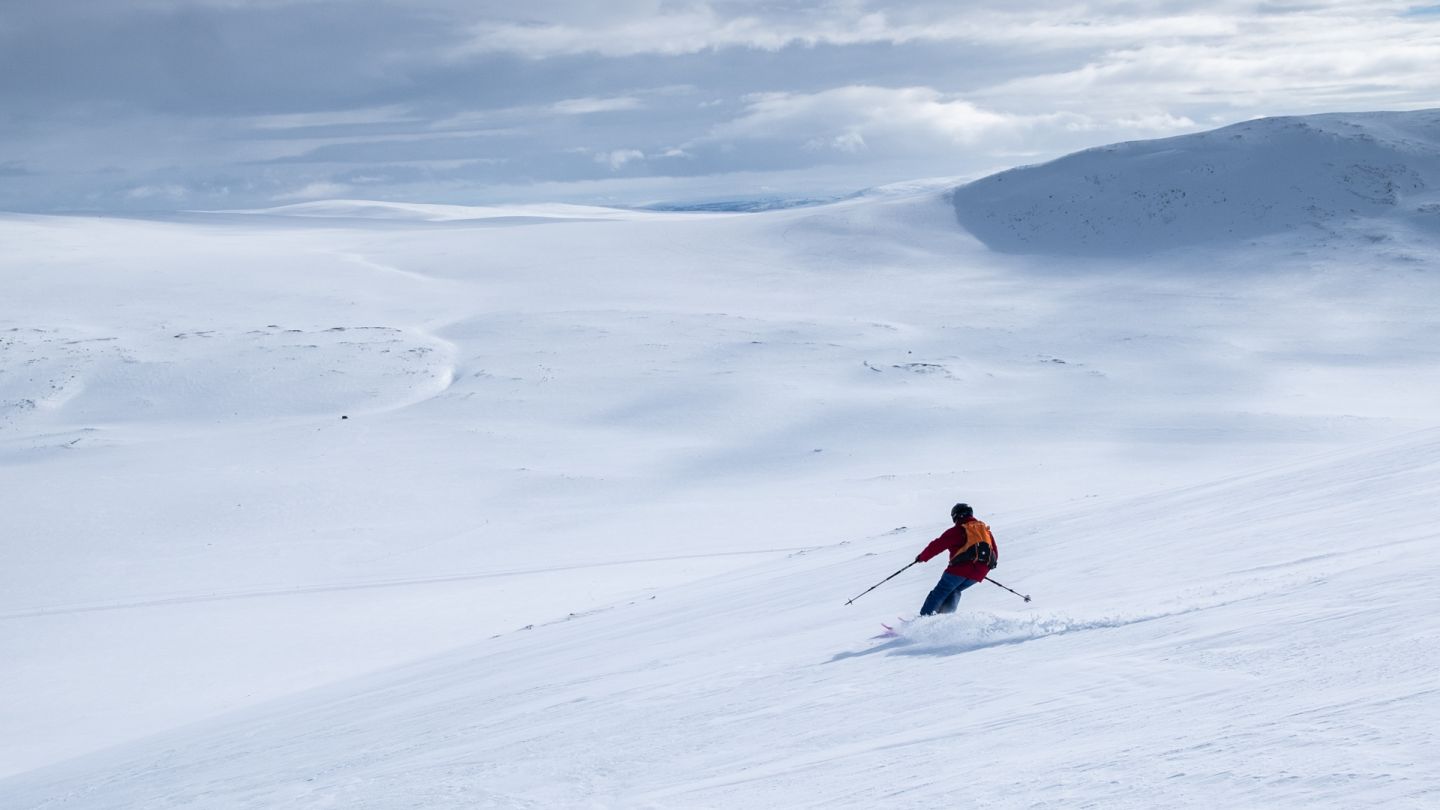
951, 109, 1440, 255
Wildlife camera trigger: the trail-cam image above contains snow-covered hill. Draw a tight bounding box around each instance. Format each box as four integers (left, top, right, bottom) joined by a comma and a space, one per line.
3, 111, 1440, 807
952, 109, 1440, 255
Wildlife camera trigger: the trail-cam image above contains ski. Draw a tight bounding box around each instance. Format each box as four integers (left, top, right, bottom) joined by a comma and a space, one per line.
876, 617, 911, 638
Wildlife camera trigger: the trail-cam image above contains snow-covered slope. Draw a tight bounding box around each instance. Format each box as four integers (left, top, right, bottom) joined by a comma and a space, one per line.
6, 426, 1439, 808
952, 109, 1440, 255
3, 112, 1440, 807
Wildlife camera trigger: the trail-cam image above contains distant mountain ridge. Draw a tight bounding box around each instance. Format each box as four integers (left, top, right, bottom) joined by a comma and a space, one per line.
951, 109, 1440, 255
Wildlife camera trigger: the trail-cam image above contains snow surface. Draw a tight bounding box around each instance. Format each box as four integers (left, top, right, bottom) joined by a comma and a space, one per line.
3, 110, 1440, 808
220, 200, 681, 222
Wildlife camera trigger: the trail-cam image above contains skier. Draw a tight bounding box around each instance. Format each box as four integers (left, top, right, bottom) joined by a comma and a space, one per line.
914, 503, 998, 616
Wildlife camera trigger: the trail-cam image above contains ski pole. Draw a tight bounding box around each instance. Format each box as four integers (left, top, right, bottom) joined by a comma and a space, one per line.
987, 577, 1031, 603
845, 561, 917, 606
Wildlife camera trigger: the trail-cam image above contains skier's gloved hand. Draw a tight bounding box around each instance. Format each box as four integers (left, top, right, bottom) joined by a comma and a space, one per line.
914, 554, 925, 564
987, 559, 998, 570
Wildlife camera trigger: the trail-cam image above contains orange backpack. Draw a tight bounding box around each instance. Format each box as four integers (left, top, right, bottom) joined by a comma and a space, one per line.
949, 520, 995, 565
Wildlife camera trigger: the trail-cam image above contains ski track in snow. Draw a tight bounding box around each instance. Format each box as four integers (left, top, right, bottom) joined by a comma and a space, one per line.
861, 609, 1197, 656
0, 546, 818, 620
843, 564, 1338, 660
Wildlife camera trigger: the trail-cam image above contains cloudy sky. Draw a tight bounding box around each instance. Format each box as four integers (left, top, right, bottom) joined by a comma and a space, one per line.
3, 0, 1439, 211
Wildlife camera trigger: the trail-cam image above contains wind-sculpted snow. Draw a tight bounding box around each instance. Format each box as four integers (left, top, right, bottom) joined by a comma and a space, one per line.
1, 324, 453, 431
952, 109, 1440, 255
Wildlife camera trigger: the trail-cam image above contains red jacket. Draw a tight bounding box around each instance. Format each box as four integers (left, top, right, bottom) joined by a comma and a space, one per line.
917, 517, 996, 582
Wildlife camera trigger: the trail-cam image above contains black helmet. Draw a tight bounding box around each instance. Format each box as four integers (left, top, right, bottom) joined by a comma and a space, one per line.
951, 503, 973, 521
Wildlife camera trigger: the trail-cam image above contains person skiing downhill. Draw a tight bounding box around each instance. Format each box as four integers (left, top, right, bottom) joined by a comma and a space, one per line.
914, 503, 998, 615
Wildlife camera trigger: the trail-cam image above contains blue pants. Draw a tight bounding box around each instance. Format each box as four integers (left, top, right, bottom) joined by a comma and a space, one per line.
920, 573, 978, 616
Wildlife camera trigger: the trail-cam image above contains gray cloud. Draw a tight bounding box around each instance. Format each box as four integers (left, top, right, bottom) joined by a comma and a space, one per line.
1, 1, 1436, 211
